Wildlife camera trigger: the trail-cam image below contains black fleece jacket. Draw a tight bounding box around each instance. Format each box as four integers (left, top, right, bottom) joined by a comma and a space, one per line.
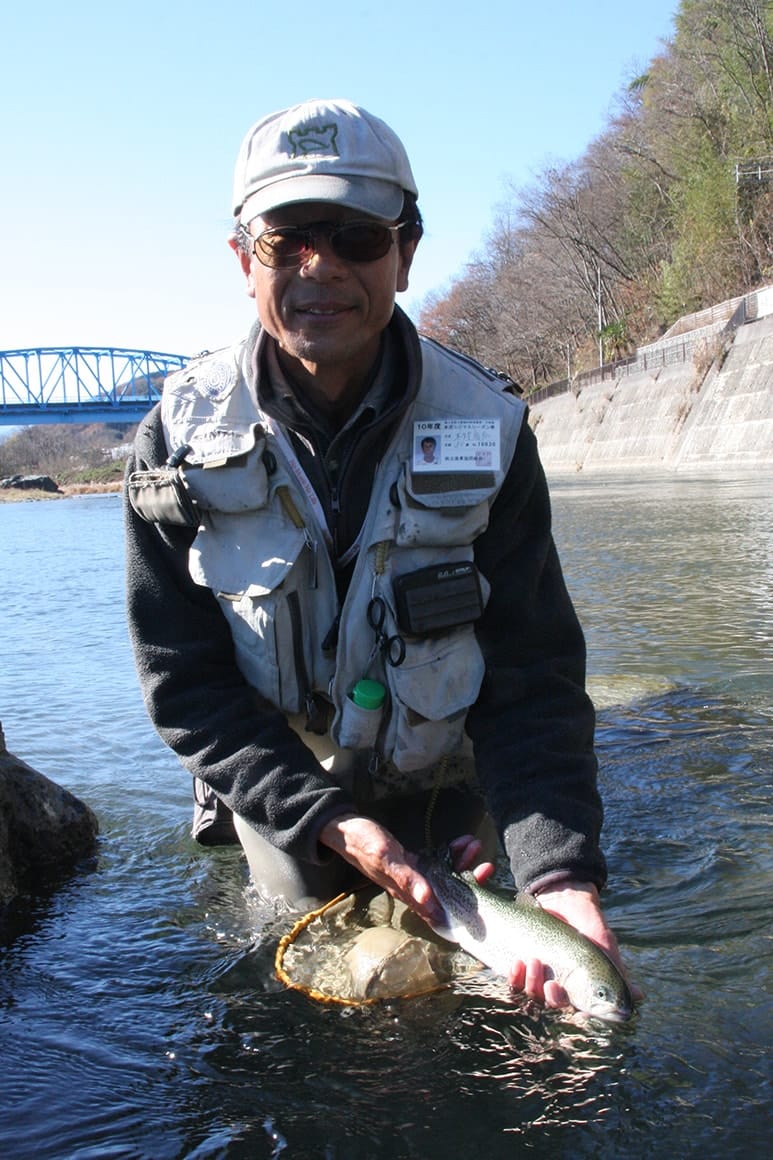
124, 309, 607, 893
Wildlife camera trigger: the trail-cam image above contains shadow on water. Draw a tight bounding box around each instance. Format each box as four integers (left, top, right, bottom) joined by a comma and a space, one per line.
0, 854, 100, 952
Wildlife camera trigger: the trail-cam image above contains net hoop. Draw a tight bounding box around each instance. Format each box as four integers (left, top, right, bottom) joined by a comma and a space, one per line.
274, 889, 453, 1007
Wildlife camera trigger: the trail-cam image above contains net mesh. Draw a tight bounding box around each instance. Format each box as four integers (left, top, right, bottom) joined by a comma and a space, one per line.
275, 886, 476, 1005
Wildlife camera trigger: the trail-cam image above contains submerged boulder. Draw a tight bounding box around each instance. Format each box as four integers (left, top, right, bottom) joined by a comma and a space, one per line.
0, 722, 99, 909
343, 925, 453, 1001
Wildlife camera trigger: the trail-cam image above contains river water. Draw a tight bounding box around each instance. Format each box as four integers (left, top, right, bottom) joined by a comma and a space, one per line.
0, 472, 771, 1159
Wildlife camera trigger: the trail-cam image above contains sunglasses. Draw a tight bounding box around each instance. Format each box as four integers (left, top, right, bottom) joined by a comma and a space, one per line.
250, 220, 410, 268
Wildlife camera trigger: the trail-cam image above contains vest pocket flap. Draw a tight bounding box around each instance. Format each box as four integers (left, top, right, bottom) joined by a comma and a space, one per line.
190, 513, 306, 595
402, 464, 502, 510
182, 441, 270, 513
388, 630, 485, 722
127, 468, 199, 526
395, 470, 493, 547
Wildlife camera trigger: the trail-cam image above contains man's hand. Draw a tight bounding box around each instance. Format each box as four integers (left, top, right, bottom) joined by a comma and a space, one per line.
447, 833, 495, 878
317, 823, 499, 926
318, 813, 445, 925
508, 881, 640, 1009
449, 847, 639, 1011
319, 821, 638, 1012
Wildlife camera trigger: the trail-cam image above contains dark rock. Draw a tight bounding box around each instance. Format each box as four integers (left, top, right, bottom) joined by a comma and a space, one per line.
0, 722, 99, 909
0, 474, 61, 492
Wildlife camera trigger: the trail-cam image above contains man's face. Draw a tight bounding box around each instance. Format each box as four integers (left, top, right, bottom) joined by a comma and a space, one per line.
232, 202, 416, 398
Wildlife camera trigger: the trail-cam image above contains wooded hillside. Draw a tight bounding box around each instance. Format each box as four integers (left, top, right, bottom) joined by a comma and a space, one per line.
419, 0, 773, 391
0, 423, 135, 485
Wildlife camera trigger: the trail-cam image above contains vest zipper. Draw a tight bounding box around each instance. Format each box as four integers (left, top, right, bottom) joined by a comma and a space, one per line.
286, 589, 310, 707
330, 482, 340, 559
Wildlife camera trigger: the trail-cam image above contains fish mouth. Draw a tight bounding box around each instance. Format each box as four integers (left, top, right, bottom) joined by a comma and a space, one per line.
588, 1003, 633, 1023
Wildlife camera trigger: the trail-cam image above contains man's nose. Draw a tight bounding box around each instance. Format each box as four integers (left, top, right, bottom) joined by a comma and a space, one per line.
298, 235, 347, 278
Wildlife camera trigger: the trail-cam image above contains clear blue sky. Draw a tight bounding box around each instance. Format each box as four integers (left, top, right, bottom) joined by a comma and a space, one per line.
1, 0, 678, 358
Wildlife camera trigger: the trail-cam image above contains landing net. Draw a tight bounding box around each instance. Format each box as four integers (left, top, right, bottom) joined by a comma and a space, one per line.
275, 886, 475, 1006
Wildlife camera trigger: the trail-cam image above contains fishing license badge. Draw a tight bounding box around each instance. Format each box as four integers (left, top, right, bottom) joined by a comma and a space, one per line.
412, 419, 501, 472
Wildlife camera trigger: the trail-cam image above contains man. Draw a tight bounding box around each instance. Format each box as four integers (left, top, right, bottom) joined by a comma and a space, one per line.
419, 435, 438, 464
125, 98, 632, 1010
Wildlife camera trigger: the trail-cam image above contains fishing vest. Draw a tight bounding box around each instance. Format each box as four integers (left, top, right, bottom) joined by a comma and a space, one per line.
153, 334, 526, 798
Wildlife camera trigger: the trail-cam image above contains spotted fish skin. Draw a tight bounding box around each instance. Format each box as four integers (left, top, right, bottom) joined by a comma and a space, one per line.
420, 856, 633, 1022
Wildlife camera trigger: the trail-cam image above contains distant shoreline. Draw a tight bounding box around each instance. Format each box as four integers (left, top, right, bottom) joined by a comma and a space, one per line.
0, 482, 122, 503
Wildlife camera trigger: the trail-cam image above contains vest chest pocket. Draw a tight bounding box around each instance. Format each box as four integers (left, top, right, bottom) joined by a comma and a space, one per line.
394, 469, 497, 548
190, 511, 312, 714
181, 441, 270, 513
383, 626, 485, 772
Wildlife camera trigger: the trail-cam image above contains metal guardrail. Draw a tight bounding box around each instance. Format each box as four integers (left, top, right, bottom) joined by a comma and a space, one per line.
735, 158, 773, 184
659, 296, 745, 340
526, 289, 761, 407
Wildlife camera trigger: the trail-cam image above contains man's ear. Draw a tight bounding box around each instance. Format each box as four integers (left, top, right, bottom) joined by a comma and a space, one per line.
396, 238, 419, 294
228, 234, 256, 299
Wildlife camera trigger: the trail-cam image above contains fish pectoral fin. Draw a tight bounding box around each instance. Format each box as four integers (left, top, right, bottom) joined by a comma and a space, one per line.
460, 913, 487, 941
428, 921, 458, 946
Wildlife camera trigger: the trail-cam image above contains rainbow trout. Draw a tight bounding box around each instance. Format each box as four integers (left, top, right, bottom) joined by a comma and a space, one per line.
420, 856, 633, 1022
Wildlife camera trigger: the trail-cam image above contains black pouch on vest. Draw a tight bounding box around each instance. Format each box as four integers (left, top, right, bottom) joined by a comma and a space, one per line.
393, 561, 485, 636
127, 467, 199, 527
191, 778, 239, 846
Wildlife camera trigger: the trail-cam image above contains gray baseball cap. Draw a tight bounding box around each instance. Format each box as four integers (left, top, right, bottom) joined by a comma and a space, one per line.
233, 98, 418, 226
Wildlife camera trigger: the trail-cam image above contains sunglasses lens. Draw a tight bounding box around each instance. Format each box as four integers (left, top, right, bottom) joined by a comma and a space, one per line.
255, 229, 309, 267
331, 223, 392, 262
254, 222, 396, 267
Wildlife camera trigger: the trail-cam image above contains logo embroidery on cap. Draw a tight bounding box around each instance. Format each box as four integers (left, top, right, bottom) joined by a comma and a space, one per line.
286, 121, 339, 158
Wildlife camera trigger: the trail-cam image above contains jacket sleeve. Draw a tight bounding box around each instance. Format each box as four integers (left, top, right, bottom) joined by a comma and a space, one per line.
467, 415, 607, 893
124, 406, 356, 863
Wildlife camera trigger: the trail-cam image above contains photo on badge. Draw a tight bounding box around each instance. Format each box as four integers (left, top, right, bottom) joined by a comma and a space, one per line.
414, 432, 442, 470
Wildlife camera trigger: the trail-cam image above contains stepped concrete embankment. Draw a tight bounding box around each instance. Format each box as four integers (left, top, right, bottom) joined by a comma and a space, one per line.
528, 302, 773, 474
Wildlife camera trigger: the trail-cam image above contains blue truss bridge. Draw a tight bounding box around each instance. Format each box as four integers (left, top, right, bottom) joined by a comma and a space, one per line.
0, 346, 189, 425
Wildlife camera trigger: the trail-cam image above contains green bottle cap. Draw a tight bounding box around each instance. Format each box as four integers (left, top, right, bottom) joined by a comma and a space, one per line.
350, 679, 386, 710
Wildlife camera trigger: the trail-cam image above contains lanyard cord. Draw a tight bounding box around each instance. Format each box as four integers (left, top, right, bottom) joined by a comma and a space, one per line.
423, 756, 448, 853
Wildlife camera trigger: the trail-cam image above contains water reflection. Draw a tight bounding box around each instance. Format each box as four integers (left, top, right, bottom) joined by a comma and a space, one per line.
550, 473, 773, 700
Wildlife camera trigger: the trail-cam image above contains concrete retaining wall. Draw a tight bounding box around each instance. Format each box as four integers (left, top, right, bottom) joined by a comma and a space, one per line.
529, 313, 773, 474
